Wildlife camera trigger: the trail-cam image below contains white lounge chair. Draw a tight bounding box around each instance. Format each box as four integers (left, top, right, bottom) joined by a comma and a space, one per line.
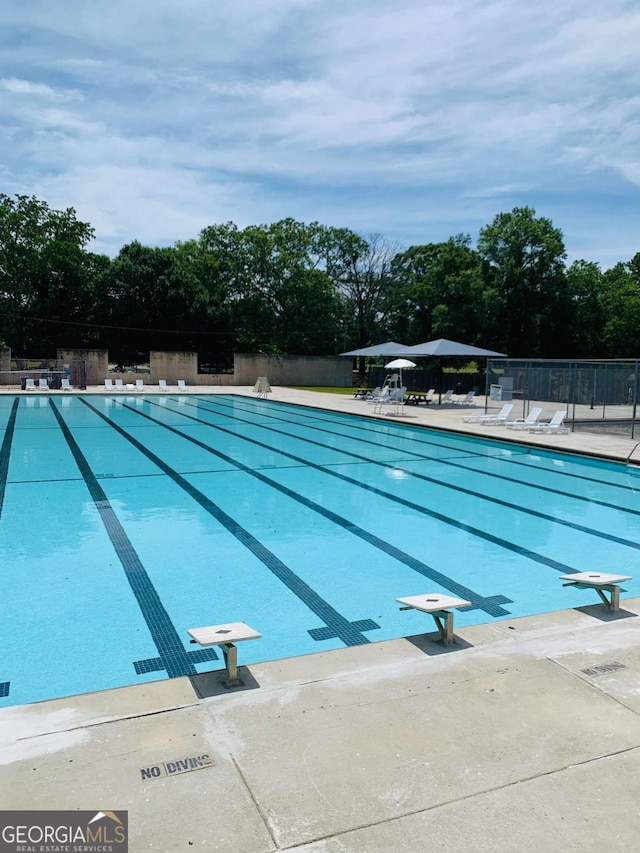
373, 386, 406, 413
177, 379, 188, 392
456, 391, 475, 405
38, 378, 49, 390
61, 378, 72, 391
135, 379, 145, 391
528, 410, 569, 434
505, 406, 543, 430
115, 379, 124, 391
463, 403, 514, 424
105, 378, 114, 391
158, 379, 169, 391
439, 390, 454, 404
25, 378, 36, 391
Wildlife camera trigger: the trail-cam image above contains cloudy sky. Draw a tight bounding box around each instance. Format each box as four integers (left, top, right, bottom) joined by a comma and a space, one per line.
1, 0, 638, 266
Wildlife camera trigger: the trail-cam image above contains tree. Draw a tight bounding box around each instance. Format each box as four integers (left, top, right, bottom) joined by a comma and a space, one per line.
600, 253, 640, 357
334, 233, 398, 374
477, 207, 569, 357
386, 235, 489, 345
0, 194, 94, 353
565, 260, 606, 357
94, 242, 210, 361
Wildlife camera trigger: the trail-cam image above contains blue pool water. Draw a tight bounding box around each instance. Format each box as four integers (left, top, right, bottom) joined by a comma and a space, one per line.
1, 393, 639, 708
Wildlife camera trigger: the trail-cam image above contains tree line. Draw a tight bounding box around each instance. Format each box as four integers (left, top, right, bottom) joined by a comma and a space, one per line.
1, 192, 639, 364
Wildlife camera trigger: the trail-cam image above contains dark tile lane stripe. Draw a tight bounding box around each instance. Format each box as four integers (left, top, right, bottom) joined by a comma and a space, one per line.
0, 398, 19, 697
48, 399, 218, 678
214, 395, 640, 498
77, 398, 377, 646
104, 399, 511, 617
175, 398, 640, 551
0, 398, 19, 520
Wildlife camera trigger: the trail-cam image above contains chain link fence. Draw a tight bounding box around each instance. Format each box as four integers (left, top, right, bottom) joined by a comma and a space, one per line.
487, 359, 640, 438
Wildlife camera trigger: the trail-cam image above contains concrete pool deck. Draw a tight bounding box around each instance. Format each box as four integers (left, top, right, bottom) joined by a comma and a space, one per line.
2, 387, 640, 851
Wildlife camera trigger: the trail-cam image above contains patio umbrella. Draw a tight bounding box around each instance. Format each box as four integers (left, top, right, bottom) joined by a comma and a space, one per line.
340, 341, 409, 356
384, 358, 416, 388
399, 339, 507, 403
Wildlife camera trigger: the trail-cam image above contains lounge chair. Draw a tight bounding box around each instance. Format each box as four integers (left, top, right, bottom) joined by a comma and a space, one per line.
115, 379, 124, 391
463, 403, 514, 424
105, 378, 114, 391
61, 378, 72, 391
528, 410, 569, 434
135, 379, 145, 391
365, 386, 382, 401
439, 390, 454, 404
505, 406, 543, 430
158, 379, 169, 391
38, 378, 49, 390
177, 379, 188, 392
456, 391, 475, 405
25, 378, 36, 391
373, 386, 406, 413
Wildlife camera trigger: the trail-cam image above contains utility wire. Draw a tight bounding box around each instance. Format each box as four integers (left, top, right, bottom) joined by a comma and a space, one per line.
0, 310, 227, 336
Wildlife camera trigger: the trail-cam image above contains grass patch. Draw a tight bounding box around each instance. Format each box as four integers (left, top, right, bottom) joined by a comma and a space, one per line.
290, 386, 356, 395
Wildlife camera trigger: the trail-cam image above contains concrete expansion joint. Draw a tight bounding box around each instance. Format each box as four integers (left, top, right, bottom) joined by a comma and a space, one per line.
273, 744, 640, 852
230, 754, 280, 849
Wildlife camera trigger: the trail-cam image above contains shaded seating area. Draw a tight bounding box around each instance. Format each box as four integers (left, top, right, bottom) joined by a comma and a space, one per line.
373, 385, 406, 414
353, 386, 375, 399
404, 388, 435, 405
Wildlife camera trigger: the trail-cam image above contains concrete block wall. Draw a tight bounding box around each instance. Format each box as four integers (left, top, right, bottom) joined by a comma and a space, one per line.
58, 349, 109, 387
234, 354, 352, 387
2, 348, 350, 388
150, 351, 198, 383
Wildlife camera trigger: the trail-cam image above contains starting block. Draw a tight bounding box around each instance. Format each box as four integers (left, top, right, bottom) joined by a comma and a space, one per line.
560, 572, 632, 613
396, 593, 471, 645
188, 622, 261, 686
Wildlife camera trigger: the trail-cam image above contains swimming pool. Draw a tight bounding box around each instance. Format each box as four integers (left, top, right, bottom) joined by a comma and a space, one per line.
1, 393, 639, 708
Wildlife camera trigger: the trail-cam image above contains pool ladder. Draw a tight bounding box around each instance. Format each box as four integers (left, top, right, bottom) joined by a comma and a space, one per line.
626, 441, 640, 466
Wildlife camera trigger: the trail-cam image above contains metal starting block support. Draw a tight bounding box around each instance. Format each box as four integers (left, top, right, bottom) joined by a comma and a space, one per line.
560, 572, 632, 613
396, 594, 472, 645
187, 622, 261, 687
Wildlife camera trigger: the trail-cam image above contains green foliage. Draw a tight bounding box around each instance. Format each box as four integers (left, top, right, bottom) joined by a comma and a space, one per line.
386, 235, 487, 345
0, 194, 94, 353
1, 193, 640, 362
477, 207, 569, 357
601, 253, 640, 357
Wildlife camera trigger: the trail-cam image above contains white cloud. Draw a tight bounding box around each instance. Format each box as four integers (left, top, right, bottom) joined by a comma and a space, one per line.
0, 0, 639, 266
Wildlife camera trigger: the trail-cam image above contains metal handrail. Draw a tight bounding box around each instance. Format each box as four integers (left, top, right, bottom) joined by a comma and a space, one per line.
625, 441, 640, 465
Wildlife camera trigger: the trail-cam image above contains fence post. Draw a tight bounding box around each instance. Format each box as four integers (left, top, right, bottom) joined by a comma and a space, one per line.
632, 361, 638, 440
